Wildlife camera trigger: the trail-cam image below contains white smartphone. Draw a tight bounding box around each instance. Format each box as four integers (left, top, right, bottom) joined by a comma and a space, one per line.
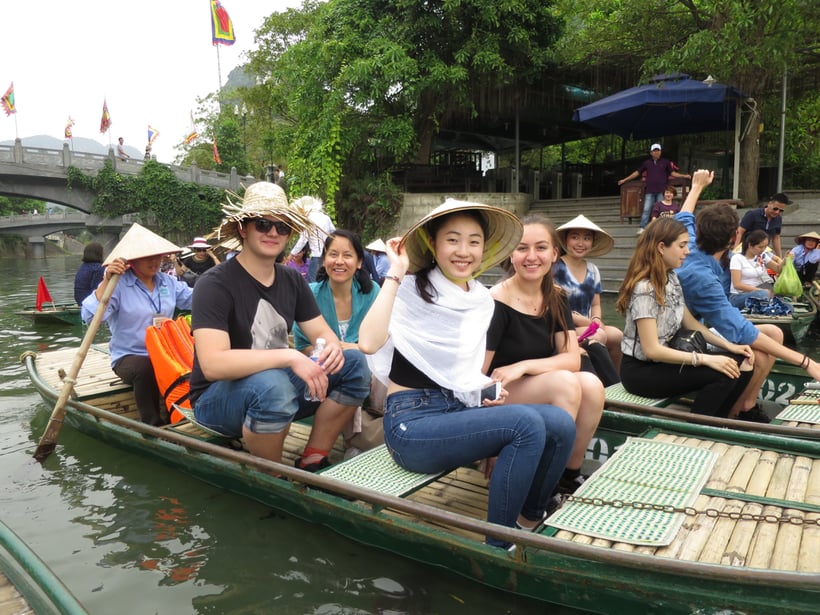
480, 382, 501, 402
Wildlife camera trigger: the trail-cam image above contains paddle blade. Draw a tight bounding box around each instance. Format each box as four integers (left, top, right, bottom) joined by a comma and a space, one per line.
36, 276, 53, 311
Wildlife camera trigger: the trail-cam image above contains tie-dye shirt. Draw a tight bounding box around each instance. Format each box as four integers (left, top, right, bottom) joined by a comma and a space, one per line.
552, 259, 602, 317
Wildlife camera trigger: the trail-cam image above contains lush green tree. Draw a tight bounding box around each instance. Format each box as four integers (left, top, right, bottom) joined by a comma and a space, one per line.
0, 196, 45, 216
552, 0, 820, 203
245, 0, 564, 216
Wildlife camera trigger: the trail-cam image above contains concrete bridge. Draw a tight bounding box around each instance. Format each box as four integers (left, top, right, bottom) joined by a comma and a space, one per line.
0, 209, 135, 258
0, 138, 255, 213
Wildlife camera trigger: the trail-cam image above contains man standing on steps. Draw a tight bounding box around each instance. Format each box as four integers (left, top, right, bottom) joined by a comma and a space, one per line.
618, 143, 690, 235
736, 192, 791, 258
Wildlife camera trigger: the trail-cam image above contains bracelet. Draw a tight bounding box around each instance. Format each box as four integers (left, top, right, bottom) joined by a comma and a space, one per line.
591, 316, 602, 322
801, 354, 811, 369
691, 351, 699, 367
383, 275, 402, 284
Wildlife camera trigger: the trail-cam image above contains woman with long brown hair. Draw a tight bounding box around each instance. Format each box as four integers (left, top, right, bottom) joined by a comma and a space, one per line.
616, 217, 754, 417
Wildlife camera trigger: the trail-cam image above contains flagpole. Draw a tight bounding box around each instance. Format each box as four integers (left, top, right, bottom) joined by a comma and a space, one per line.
13, 111, 18, 140
216, 45, 223, 106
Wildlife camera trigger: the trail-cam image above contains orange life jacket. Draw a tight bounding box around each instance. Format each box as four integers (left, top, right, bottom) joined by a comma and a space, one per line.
145, 316, 195, 424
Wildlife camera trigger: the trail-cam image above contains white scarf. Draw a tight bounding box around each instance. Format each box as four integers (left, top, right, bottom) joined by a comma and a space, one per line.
368, 267, 493, 407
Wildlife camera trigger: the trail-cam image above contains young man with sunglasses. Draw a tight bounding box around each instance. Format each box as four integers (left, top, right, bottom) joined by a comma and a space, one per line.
188, 182, 370, 471
174, 237, 221, 287
736, 193, 791, 258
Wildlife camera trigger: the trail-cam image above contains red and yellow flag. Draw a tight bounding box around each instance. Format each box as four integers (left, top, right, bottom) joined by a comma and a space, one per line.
212, 139, 222, 165
210, 0, 235, 46
100, 99, 112, 134
65, 116, 75, 139
1, 82, 16, 116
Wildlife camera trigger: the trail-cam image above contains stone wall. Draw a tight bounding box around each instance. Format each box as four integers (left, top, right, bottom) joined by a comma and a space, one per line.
397, 192, 532, 234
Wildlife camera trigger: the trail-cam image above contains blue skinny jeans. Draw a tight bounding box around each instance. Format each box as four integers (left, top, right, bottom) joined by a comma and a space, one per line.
383, 388, 576, 548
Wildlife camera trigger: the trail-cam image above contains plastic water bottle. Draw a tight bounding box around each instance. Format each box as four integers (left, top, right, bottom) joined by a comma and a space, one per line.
304, 337, 326, 401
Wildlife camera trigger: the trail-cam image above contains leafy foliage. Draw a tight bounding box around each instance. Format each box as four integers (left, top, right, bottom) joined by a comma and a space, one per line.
245, 0, 564, 221
66, 162, 224, 236
0, 196, 45, 216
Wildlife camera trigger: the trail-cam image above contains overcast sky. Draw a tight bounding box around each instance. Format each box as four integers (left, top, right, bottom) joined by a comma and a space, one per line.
3, 0, 302, 162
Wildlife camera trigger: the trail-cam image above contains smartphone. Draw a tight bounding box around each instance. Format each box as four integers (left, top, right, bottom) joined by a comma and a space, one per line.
480, 382, 501, 402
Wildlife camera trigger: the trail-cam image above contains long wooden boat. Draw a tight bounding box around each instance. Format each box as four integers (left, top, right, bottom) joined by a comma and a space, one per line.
22, 346, 820, 614
743, 293, 817, 345
15, 303, 82, 326
0, 520, 87, 615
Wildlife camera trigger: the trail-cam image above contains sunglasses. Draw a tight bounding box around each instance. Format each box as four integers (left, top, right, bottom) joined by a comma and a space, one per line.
771, 206, 785, 212
247, 218, 291, 235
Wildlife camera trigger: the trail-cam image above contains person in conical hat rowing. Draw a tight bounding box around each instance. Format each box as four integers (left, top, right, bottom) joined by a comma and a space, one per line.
81, 223, 193, 426
187, 182, 371, 469
358, 198, 575, 549
789, 230, 820, 287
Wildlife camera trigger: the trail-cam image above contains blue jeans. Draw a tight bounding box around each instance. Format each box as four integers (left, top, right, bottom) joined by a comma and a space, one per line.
729, 289, 771, 309
640, 192, 663, 228
383, 389, 575, 547
307, 257, 322, 283
193, 349, 371, 436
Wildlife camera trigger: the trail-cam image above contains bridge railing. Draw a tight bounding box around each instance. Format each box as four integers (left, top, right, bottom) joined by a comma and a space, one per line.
0, 140, 256, 191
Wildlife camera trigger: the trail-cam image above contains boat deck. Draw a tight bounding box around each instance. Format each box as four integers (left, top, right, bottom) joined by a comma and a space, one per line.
34, 346, 820, 574
0, 572, 35, 615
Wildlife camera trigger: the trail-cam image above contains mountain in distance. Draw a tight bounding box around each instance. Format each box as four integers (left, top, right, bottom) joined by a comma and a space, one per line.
0, 134, 142, 158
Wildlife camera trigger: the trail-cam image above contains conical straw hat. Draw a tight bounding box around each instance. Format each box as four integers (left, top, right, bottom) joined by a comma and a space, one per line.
795, 231, 820, 244
556, 214, 615, 257
399, 198, 522, 276
103, 223, 182, 265
366, 238, 387, 252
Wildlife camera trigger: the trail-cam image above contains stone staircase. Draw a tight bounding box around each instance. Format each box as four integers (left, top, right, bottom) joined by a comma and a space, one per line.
527, 190, 820, 293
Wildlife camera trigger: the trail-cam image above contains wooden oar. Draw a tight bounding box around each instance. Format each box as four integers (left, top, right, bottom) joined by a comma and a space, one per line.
33, 274, 120, 461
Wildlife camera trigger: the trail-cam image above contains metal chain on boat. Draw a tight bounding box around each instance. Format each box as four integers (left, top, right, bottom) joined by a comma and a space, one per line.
564, 495, 820, 525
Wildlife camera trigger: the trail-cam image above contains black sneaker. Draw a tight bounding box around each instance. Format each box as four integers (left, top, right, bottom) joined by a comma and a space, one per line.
737, 405, 772, 424
557, 473, 586, 495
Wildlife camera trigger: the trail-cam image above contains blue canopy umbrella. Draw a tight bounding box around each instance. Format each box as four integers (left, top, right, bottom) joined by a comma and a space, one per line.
572, 73, 747, 140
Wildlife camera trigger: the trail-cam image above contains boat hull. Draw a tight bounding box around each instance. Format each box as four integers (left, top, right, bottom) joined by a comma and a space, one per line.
16, 303, 82, 326
22, 350, 820, 614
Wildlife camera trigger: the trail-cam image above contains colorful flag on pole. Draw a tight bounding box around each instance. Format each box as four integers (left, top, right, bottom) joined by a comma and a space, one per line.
211, 0, 235, 46
213, 139, 222, 165
147, 125, 160, 146
184, 110, 198, 144
64, 116, 75, 139
100, 99, 112, 134
35, 276, 53, 311
1, 82, 16, 116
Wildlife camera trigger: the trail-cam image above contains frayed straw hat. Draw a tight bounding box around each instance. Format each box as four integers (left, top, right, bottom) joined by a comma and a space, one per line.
399, 198, 522, 276
556, 214, 615, 257
217, 182, 316, 241
103, 223, 182, 265
795, 231, 820, 244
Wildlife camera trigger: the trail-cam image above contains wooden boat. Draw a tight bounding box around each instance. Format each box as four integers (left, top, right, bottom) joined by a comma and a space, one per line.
22, 346, 820, 614
603, 379, 820, 442
743, 293, 817, 345
0, 520, 87, 615
15, 303, 82, 326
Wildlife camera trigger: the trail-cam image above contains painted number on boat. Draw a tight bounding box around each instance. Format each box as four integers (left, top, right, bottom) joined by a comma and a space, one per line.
759, 377, 796, 406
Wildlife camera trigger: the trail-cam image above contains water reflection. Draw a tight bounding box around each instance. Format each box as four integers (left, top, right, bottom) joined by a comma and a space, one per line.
2, 255, 558, 614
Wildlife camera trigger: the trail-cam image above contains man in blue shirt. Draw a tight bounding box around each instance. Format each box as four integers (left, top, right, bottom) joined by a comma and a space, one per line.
674, 171, 820, 422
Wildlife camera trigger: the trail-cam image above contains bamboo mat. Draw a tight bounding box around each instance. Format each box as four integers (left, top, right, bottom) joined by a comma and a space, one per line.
546, 438, 717, 545
0, 573, 34, 615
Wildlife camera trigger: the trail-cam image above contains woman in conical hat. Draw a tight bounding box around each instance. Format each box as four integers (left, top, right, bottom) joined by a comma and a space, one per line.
359, 199, 575, 548
790, 230, 820, 287
553, 214, 622, 382
81, 223, 193, 426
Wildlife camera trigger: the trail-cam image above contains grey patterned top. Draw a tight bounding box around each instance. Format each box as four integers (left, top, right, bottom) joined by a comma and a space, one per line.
621, 273, 685, 361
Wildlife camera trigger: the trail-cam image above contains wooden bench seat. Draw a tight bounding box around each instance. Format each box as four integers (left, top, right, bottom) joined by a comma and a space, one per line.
319, 444, 446, 498
605, 382, 670, 408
